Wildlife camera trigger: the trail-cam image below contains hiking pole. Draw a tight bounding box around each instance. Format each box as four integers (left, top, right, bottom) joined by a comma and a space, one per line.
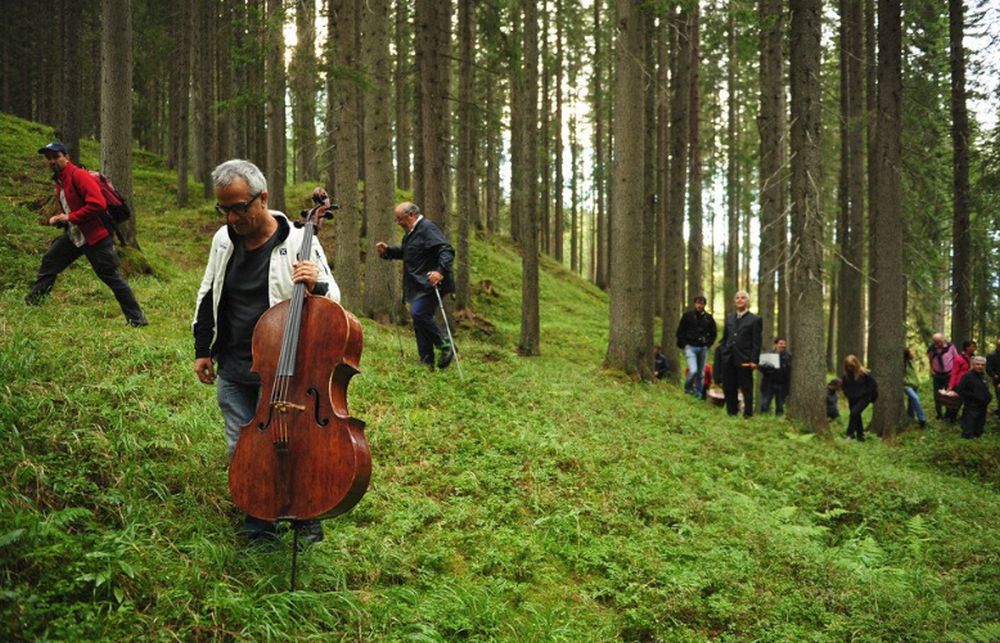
434, 286, 464, 382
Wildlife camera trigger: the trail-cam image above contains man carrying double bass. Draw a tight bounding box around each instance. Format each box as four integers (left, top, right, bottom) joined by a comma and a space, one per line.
192, 159, 340, 545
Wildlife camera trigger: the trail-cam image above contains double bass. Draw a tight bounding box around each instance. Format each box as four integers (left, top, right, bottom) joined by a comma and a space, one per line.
228, 189, 370, 523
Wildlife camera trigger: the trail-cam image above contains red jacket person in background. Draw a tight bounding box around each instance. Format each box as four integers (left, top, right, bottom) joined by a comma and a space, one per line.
25, 142, 147, 327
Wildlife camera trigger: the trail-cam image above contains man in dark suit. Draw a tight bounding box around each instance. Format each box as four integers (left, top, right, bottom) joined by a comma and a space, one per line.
719, 290, 763, 417
376, 202, 456, 369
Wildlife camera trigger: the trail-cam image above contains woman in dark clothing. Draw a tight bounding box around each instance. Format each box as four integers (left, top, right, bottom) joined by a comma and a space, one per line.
841, 355, 878, 441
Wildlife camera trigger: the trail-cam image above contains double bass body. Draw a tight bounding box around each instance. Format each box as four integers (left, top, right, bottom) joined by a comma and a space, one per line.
228, 284, 371, 522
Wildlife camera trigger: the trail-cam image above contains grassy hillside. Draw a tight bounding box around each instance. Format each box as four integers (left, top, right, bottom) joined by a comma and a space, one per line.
3, 111, 1000, 641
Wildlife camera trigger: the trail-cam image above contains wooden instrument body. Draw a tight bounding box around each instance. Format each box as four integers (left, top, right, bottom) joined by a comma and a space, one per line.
228, 295, 370, 521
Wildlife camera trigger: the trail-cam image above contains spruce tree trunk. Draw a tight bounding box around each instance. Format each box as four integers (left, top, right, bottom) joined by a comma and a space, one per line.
540, 7, 552, 256
60, 0, 83, 165
865, 0, 877, 351
787, 0, 827, 431
362, 0, 399, 322
554, 0, 565, 263
724, 8, 738, 318
656, 16, 672, 320
101, 0, 136, 248
757, 0, 785, 351
194, 0, 215, 198
606, 0, 648, 378
330, 0, 362, 310
518, 0, 540, 356
394, 0, 412, 190
265, 0, 286, 213
592, 0, 607, 288
838, 0, 866, 366
570, 113, 580, 273
661, 5, 690, 378
416, 0, 452, 232
456, 0, 476, 310
687, 5, 703, 301
173, 0, 192, 206
869, 0, 904, 439
949, 0, 971, 344
485, 79, 500, 234
290, 0, 319, 182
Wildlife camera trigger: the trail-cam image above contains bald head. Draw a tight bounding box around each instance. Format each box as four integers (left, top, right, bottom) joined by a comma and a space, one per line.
393, 202, 421, 231
932, 333, 945, 346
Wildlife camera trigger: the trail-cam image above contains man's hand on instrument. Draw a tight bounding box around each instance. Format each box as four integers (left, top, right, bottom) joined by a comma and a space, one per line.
48, 213, 69, 226
375, 241, 388, 257
194, 357, 216, 385
292, 260, 319, 293
427, 270, 443, 287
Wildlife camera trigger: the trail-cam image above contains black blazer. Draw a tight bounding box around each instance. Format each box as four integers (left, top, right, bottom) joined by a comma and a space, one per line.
956, 371, 991, 407
382, 217, 455, 301
720, 311, 763, 365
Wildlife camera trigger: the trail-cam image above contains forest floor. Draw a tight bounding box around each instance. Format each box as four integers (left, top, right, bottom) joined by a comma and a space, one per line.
3, 112, 1000, 641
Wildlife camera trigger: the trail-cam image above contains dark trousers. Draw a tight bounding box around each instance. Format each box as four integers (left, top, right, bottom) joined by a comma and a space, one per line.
28, 234, 144, 321
847, 398, 871, 439
409, 293, 445, 365
722, 360, 754, 417
760, 383, 787, 416
961, 403, 987, 439
932, 372, 952, 419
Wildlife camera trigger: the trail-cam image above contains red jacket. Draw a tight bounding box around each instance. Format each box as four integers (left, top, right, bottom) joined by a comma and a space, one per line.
949, 352, 972, 390
54, 161, 108, 245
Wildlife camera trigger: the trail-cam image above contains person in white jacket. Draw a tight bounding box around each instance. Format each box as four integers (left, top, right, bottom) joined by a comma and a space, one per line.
192, 159, 339, 546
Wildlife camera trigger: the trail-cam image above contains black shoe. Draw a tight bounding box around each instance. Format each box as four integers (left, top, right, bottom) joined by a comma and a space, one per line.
437, 344, 454, 369
242, 516, 279, 546
24, 292, 46, 306
294, 520, 324, 547
126, 315, 149, 327
919, 420, 927, 428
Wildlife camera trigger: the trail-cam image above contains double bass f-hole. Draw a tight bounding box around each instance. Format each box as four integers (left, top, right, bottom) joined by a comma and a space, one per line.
306, 387, 329, 427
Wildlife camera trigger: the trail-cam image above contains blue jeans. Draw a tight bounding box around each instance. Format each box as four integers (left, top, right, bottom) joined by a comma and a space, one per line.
684, 345, 708, 397
760, 383, 787, 415
904, 386, 926, 423
217, 376, 261, 459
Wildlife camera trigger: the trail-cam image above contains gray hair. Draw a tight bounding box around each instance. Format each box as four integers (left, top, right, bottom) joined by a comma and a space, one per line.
212, 159, 267, 195
972, 356, 986, 365
735, 290, 751, 302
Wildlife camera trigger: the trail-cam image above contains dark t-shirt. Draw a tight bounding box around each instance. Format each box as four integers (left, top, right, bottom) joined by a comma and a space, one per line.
217, 233, 279, 383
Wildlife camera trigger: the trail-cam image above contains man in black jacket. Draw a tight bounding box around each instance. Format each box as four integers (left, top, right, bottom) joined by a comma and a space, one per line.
719, 290, 763, 417
986, 338, 1000, 418
675, 295, 717, 398
376, 202, 456, 369
956, 356, 992, 439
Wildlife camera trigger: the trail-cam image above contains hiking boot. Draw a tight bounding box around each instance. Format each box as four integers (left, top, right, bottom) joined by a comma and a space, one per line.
294, 520, 324, 547
437, 344, 454, 369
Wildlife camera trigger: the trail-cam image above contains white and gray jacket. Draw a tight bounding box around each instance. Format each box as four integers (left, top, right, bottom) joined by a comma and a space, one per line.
192, 211, 340, 357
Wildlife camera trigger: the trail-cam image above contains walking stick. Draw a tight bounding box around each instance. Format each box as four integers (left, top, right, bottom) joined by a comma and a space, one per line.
434, 286, 464, 382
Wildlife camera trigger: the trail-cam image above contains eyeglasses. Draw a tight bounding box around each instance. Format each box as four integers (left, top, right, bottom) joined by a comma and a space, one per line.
215, 192, 261, 216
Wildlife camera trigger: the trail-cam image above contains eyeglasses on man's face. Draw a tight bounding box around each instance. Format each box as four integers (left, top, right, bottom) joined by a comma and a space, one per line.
215, 192, 261, 216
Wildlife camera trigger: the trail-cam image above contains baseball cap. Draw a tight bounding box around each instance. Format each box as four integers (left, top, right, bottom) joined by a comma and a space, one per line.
38, 142, 68, 155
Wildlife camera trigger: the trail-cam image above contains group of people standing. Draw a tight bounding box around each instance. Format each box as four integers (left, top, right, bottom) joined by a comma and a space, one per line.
665, 291, 1000, 442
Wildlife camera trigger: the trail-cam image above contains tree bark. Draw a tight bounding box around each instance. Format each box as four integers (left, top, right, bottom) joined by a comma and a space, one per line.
949, 0, 971, 344
606, 0, 649, 379
456, 0, 476, 310
265, 0, 287, 213
60, 0, 83, 164
362, 0, 399, 322
838, 0, 866, 366
592, 0, 607, 288
518, 0, 540, 356
101, 0, 137, 248
194, 0, 215, 198
661, 6, 690, 378
656, 15, 670, 319
554, 0, 565, 263
787, 0, 827, 430
868, 0, 904, 439
291, 0, 319, 182
174, 0, 192, 207
394, 0, 412, 190
687, 5, 703, 301
724, 8, 738, 317
757, 0, 785, 353
415, 0, 452, 232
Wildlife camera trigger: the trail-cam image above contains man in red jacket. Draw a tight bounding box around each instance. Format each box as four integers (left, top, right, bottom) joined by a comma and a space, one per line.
25, 142, 147, 326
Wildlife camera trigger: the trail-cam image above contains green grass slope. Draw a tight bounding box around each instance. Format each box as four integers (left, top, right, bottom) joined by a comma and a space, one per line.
3, 112, 1000, 641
